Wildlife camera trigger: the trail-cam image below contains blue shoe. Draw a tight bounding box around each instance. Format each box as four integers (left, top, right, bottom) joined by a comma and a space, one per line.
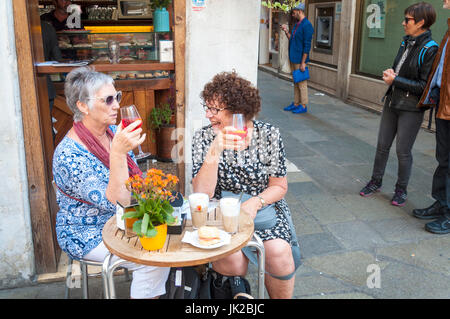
292, 105, 307, 114
283, 102, 296, 111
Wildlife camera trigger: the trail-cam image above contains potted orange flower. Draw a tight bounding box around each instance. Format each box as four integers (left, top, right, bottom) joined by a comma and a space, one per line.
122, 168, 179, 250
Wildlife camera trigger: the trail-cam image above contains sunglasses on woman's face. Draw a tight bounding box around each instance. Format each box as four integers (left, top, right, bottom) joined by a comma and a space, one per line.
88, 91, 122, 106
404, 16, 415, 24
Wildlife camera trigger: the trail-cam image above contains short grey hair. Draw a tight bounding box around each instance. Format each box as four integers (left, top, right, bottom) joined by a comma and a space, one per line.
64, 66, 114, 122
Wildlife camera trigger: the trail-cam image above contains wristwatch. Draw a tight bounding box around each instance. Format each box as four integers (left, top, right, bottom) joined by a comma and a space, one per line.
256, 195, 266, 208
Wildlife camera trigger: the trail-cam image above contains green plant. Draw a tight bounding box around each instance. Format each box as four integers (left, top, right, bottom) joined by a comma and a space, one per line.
149, 102, 174, 130
261, 0, 302, 13
151, 0, 172, 10
122, 168, 179, 238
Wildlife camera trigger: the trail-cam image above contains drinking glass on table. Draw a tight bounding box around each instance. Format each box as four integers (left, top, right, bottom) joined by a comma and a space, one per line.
120, 104, 152, 161
188, 193, 209, 229
220, 197, 240, 235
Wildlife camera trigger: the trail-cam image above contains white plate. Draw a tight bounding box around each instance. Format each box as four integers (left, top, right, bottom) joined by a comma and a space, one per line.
182, 229, 231, 249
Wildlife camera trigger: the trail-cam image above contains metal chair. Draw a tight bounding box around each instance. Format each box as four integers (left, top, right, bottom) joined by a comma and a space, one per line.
102, 253, 129, 299
102, 233, 266, 299
64, 254, 130, 299
52, 181, 130, 299
244, 233, 265, 299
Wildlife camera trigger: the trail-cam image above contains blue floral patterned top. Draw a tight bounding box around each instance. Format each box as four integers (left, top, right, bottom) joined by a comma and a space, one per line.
52, 125, 135, 260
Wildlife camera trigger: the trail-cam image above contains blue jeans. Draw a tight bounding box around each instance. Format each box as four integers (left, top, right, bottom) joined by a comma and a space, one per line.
371, 104, 424, 189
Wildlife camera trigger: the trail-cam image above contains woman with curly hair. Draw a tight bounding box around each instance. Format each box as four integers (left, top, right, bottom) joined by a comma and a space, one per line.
191, 71, 300, 299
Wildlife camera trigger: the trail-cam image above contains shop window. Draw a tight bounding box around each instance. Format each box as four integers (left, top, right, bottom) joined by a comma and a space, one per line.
356, 0, 448, 78
270, 13, 280, 53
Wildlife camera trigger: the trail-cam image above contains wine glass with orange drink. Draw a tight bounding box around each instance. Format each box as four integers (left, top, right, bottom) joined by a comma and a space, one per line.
231, 113, 248, 139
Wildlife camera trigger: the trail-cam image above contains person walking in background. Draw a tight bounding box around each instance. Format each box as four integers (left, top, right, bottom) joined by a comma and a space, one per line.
281, 3, 314, 114
359, 2, 438, 207
413, 0, 450, 234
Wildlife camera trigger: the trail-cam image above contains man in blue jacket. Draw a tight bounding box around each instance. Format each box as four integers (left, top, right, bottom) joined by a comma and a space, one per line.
281, 3, 314, 114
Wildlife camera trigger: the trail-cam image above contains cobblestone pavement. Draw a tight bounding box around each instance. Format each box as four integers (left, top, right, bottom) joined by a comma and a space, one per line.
244, 70, 449, 299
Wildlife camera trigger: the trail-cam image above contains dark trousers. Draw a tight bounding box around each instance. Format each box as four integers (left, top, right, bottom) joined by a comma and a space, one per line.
432, 117, 450, 208
371, 104, 424, 189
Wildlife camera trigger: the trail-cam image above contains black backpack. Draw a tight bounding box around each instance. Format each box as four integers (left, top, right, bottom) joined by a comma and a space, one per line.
198, 267, 252, 299
160, 267, 201, 299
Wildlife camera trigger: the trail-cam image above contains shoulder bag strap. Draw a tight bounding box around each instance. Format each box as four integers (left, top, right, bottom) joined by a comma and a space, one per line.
54, 181, 95, 206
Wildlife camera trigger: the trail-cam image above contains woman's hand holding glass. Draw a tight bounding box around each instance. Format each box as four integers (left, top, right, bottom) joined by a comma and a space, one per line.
212, 126, 248, 154
215, 113, 249, 152
111, 119, 146, 156
119, 104, 152, 160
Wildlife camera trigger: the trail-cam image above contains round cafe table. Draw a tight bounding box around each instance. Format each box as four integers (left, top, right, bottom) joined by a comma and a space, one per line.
101, 207, 265, 298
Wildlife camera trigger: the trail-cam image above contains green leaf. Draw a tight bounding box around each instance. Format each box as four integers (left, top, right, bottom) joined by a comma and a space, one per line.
145, 200, 154, 212
122, 210, 139, 220
165, 214, 175, 224
133, 220, 142, 237
145, 228, 158, 238
161, 201, 174, 214
141, 213, 149, 235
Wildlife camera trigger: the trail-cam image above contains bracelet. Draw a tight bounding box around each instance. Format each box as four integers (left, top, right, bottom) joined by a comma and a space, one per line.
256, 195, 266, 208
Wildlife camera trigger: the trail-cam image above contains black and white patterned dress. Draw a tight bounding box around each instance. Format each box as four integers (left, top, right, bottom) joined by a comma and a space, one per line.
192, 120, 292, 244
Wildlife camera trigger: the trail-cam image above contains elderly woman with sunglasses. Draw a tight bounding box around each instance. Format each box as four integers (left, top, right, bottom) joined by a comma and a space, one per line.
359, 2, 438, 207
52, 67, 170, 299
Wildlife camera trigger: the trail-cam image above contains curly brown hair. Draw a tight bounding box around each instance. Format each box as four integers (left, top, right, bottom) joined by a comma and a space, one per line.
201, 71, 261, 120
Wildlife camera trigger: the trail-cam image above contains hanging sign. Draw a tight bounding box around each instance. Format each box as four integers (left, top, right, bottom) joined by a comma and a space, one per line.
192, 0, 206, 11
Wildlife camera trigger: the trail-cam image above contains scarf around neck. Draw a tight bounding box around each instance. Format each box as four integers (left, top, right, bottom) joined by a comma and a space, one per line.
73, 121, 142, 177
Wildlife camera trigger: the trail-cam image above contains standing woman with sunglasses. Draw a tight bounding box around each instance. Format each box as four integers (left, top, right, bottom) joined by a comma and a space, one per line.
52, 67, 170, 299
360, 2, 438, 207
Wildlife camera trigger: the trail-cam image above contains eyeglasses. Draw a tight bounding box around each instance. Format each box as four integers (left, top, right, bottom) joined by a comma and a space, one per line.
404, 17, 415, 24
202, 103, 229, 115
88, 91, 122, 106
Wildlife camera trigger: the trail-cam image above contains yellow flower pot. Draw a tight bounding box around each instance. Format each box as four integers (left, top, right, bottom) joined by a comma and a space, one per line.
139, 223, 168, 251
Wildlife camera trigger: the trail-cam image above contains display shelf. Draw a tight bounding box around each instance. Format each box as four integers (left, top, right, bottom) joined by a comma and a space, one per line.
55, 29, 171, 62
53, 77, 172, 92
39, 1, 117, 5
83, 20, 153, 26
36, 61, 174, 74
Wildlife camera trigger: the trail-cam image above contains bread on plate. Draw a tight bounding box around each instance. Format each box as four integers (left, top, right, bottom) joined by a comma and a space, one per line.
197, 226, 221, 246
